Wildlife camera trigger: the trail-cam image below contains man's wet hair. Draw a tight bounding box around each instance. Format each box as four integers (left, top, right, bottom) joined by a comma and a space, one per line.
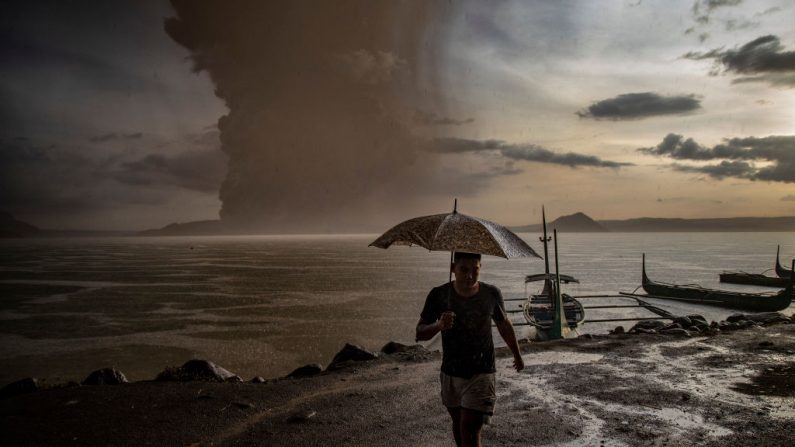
453, 251, 481, 263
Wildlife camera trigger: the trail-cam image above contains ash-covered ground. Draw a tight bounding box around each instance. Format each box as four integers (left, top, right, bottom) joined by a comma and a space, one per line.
1, 318, 793, 446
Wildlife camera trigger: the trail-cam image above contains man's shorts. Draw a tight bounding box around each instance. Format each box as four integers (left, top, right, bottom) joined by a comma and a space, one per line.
440, 371, 496, 415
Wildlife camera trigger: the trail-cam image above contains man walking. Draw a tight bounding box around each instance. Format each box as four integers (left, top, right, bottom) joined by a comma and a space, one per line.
416, 251, 525, 447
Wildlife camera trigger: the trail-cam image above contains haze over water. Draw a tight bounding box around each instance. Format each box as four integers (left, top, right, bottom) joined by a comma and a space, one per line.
1, 232, 793, 385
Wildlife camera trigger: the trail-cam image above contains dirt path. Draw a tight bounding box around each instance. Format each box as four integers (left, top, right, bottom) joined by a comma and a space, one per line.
1, 322, 793, 446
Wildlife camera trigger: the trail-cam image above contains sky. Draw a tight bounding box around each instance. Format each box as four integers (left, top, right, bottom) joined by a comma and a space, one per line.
1, 0, 794, 232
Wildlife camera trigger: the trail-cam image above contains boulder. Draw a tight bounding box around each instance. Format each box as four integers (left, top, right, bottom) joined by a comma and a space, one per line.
388, 344, 432, 362
155, 359, 236, 382
726, 314, 747, 323
0, 378, 39, 399
693, 323, 710, 332
633, 328, 657, 335
659, 328, 691, 337
610, 326, 625, 335
658, 322, 682, 332
673, 316, 693, 328
381, 341, 414, 354
250, 376, 266, 383
327, 344, 378, 370
745, 313, 791, 324
82, 368, 128, 386
719, 321, 738, 331
630, 320, 667, 332
287, 363, 323, 378
687, 314, 708, 326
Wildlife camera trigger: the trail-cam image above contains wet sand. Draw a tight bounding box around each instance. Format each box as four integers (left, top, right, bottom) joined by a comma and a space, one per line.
1, 321, 794, 446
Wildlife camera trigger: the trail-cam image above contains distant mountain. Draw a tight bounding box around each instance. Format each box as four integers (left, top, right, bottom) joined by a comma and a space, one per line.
549, 212, 607, 232
600, 216, 795, 232
512, 212, 607, 233
138, 220, 225, 236
513, 213, 795, 233
0, 212, 39, 238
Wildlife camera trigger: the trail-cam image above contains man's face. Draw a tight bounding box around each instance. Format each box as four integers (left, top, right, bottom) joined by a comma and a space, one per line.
452, 258, 481, 289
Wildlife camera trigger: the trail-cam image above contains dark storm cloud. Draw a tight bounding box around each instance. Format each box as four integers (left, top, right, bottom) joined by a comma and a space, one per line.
686, 0, 748, 41
0, 138, 108, 214
413, 110, 474, 126
691, 0, 743, 24
0, 1, 170, 92
639, 134, 795, 183
576, 93, 702, 120
0, 138, 52, 163
464, 11, 525, 53
428, 138, 632, 169
500, 146, 631, 168
115, 148, 226, 194
0, 131, 223, 217
683, 35, 795, 86
671, 160, 755, 179
89, 132, 143, 143
165, 0, 457, 233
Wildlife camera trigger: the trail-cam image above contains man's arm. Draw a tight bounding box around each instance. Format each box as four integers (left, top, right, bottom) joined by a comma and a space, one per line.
495, 319, 524, 371
415, 311, 455, 341
416, 318, 440, 341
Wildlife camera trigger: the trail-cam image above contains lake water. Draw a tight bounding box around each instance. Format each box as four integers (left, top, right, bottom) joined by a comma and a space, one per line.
1, 233, 793, 385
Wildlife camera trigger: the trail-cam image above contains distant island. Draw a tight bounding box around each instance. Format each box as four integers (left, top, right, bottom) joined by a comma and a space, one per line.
3, 211, 795, 237
137, 220, 225, 236
0, 212, 131, 238
512, 212, 795, 233
0, 211, 39, 238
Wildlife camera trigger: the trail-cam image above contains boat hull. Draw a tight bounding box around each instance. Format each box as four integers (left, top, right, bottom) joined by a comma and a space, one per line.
523, 294, 585, 329
642, 282, 792, 312
720, 272, 791, 288
642, 254, 792, 313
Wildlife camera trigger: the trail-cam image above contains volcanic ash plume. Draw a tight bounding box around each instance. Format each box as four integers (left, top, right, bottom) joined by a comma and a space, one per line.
165, 0, 450, 233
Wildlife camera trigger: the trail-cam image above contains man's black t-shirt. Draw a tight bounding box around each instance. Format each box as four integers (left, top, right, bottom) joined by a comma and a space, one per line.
420, 282, 507, 379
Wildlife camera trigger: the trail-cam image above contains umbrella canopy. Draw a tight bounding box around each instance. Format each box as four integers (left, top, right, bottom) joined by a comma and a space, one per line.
369, 210, 541, 259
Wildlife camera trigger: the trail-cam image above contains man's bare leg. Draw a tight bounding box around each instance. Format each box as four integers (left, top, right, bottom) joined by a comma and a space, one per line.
446, 407, 462, 447
460, 408, 484, 447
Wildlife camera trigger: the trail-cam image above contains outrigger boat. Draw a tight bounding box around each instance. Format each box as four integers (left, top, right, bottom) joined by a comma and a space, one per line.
521, 273, 585, 330
719, 271, 791, 288
776, 245, 793, 278
502, 209, 674, 339
641, 254, 793, 312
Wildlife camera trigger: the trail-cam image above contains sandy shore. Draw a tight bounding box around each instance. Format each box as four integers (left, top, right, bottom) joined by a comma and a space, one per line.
2, 319, 794, 446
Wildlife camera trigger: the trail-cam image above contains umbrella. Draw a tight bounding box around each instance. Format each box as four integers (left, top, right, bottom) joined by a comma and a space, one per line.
370, 200, 541, 316
369, 201, 541, 260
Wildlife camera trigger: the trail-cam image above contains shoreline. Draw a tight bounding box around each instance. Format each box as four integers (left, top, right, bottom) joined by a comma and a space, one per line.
2, 313, 794, 446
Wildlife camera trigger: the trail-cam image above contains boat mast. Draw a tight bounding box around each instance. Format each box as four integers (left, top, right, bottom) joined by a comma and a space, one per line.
539, 206, 553, 297
549, 229, 569, 340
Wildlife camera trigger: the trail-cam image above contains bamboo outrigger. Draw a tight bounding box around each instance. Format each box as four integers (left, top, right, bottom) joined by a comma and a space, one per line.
641, 254, 793, 312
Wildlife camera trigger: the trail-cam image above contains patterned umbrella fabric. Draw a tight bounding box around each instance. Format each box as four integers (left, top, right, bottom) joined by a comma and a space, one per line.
369, 211, 541, 259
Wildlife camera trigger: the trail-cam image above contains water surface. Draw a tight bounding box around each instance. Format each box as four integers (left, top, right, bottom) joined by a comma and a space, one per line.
0, 233, 793, 384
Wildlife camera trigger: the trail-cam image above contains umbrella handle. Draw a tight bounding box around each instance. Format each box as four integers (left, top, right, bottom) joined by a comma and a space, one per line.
448, 250, 454, 310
